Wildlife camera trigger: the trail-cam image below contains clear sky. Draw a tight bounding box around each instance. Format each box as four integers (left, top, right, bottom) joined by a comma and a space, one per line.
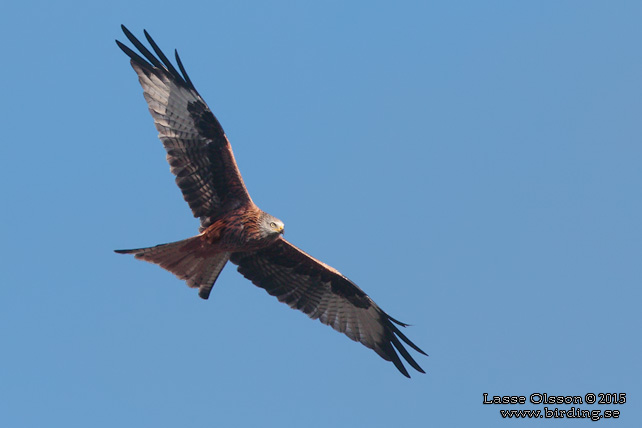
1, 1, 640, 427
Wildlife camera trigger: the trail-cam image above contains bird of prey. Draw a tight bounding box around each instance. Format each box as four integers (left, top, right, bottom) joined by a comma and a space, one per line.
115, 25, 426, 377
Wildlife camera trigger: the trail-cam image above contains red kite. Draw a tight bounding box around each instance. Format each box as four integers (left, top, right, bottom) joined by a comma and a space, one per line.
115, 26, 426, 377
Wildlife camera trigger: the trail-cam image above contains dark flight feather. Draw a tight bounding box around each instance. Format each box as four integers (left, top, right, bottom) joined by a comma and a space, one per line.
116, 26, 252, 228
230, 238, 427, 377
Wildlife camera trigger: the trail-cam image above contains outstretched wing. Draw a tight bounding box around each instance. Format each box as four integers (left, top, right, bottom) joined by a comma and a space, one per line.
230, 238, 427, 377
116, 26, 251, 229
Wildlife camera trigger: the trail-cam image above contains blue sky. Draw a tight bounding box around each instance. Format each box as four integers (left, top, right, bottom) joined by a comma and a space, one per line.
1, 1, 641, 426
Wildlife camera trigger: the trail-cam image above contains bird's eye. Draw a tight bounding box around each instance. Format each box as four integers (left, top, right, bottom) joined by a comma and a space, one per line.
270, 222, 277, 229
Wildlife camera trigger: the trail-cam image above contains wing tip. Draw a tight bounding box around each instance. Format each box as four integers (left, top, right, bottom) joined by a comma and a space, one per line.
117, 25, 193, 90
379, 312, 428, 377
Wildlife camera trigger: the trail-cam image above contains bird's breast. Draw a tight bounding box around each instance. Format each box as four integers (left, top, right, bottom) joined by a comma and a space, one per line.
201, 209, 269, 252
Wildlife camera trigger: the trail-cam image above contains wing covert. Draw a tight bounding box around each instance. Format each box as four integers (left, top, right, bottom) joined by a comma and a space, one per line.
230, 238, 426, 377
117, 26, 251, 229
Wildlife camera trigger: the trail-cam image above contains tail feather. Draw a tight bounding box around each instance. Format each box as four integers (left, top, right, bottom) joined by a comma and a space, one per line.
115, 236, 229, 299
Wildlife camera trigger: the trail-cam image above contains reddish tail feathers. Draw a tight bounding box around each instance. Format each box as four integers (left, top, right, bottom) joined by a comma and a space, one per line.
115, 236, 230, 299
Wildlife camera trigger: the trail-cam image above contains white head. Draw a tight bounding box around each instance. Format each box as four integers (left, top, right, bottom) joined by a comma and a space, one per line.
259, 212, 285, 239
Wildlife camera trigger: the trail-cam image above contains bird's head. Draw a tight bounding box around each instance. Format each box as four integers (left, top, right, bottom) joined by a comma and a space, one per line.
259, 212, 285, 239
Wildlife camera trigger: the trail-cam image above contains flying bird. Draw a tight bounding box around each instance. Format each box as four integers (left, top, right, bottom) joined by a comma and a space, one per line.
115, 25, 426, 377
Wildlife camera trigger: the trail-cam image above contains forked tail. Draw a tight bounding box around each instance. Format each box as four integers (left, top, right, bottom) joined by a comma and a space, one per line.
115, 236, 229, 299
